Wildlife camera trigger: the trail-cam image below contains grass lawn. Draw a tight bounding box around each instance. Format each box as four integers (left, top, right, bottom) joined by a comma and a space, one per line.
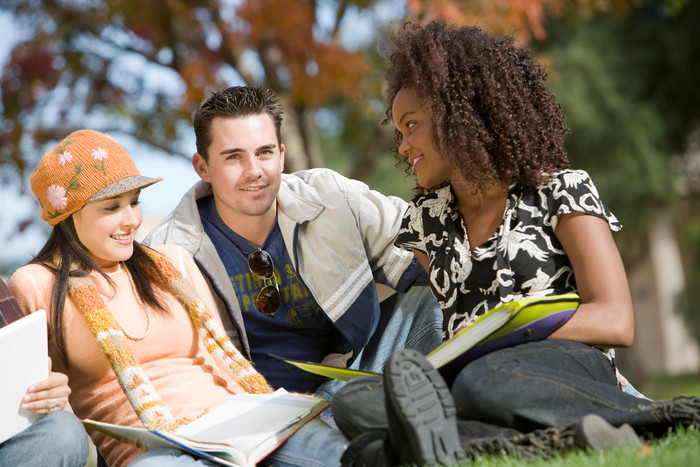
641, 372, 700, 401
447, 372, 700, 467
453, 427, 700, 467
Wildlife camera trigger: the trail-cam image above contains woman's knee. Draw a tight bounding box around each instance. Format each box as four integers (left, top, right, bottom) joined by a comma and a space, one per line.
33, 411, 89, 465
450, 349, 535, 421
332, 376, 387, 439
451, 358, 496, 415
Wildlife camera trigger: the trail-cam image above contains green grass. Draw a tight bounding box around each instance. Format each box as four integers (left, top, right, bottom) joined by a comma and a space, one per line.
449, 428, 700, 467
443, 372, 700, 467
641, 372, 700, 401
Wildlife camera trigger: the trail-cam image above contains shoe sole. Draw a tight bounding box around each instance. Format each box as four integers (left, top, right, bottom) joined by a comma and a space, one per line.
385, 349, 465, 466
575, 414, 641, 450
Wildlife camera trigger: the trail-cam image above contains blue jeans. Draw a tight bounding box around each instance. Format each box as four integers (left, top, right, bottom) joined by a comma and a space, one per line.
316, 285, 443, 400
333, 340, 660, 442
130, 450, 219, 466
264, 418, 348, 466
451, 339, 658, 432
0, 411, 89, 467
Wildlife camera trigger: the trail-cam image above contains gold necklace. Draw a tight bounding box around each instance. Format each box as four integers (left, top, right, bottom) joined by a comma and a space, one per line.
111, 262, 152, 341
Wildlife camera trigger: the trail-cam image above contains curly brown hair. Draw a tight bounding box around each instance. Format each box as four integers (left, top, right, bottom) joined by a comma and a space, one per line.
384, 20, 570, 193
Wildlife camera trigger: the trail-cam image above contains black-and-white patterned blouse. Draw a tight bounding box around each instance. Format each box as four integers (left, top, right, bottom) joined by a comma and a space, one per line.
395, 169, 622, 339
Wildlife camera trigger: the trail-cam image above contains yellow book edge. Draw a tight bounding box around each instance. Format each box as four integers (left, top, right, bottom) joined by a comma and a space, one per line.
426, 292, 581, 369
271, 293, 580, 382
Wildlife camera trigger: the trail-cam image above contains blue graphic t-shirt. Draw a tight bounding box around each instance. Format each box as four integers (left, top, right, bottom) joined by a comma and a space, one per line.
199, 196, 337, 393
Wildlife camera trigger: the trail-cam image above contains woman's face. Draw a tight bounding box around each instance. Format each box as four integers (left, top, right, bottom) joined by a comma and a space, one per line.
392, 88, 454, 189
72, 188, 143, 270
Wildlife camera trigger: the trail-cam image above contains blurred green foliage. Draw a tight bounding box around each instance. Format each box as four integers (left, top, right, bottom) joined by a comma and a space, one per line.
527, 4, 700, 343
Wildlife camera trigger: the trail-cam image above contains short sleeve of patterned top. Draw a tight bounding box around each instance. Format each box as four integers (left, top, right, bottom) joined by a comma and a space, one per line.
395, 169, 622, 339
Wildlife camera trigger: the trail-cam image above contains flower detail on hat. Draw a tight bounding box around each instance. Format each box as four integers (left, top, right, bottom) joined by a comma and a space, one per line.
47, 185, 68, 211
57, 139, 74, 166
57, 150, 73, 166
92, 147, 108, 161
45, 163, 83, 220
92, 147, 108, 175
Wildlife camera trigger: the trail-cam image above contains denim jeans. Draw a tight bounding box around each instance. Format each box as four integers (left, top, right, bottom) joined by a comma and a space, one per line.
264, 418, 348, 466
316, 285, 443, 401
130, 449, 220, 466
451, 339, 659, 432
0, 411, 89, 467
333, 340, 663, 443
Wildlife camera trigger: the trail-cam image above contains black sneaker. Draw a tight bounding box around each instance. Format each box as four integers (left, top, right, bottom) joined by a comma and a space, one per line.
461, 425, 576, 460
574, 414, 640, 450
384, 349, 465, 466
653, 395, 700, 430
340, 431, 393, 467
462, 414, 640, 460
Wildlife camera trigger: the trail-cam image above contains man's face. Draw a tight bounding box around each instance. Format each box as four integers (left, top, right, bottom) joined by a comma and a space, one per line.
193, 115, 285, 228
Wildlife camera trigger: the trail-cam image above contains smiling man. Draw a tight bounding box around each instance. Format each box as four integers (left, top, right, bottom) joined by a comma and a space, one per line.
143, 86, 442, 398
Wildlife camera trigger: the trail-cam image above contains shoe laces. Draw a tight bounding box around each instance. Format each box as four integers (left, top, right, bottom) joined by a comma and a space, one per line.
658, 396, 700, 429
462, 425, 576, 460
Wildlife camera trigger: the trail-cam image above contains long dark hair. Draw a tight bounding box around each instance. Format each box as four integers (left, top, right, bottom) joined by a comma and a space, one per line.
31, 217, 168, 367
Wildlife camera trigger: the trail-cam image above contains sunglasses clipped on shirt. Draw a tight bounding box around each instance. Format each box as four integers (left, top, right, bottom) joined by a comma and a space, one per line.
247, 249, 281, 316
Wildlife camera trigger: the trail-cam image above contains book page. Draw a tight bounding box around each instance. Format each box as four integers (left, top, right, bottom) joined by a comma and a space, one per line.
82, 420, 240, 467
425, 306, 516, 369
176, 389, 326, 461
84, 390, 328, 467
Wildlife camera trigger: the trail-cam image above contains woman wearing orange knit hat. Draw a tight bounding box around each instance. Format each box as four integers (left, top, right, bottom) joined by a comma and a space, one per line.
6, 130, 363, 467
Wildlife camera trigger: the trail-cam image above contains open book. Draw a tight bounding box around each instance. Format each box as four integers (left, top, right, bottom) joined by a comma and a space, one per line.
272, 293, 580, 384
83, 389, 329, 467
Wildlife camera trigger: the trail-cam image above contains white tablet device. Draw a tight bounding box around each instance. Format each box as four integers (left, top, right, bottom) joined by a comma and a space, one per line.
0, 309, 48, 443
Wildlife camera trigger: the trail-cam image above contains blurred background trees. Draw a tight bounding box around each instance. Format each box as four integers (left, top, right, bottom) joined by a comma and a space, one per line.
1, 0, 699, 380
5, 1, 692, 199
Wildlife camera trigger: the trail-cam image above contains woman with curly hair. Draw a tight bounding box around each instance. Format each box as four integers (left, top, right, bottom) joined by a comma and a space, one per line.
386, 20, 626, 346
332, 20, 700, 466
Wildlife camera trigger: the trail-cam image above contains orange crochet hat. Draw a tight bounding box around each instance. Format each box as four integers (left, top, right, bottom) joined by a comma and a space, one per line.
30, 129, 162, 226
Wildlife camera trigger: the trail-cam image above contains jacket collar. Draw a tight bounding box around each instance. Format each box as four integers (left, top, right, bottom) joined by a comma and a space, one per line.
181, 174, 326, 233
277, 173, 325, 224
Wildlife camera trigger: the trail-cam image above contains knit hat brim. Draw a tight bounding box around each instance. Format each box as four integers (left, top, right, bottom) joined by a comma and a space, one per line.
89, 175, 163, 202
